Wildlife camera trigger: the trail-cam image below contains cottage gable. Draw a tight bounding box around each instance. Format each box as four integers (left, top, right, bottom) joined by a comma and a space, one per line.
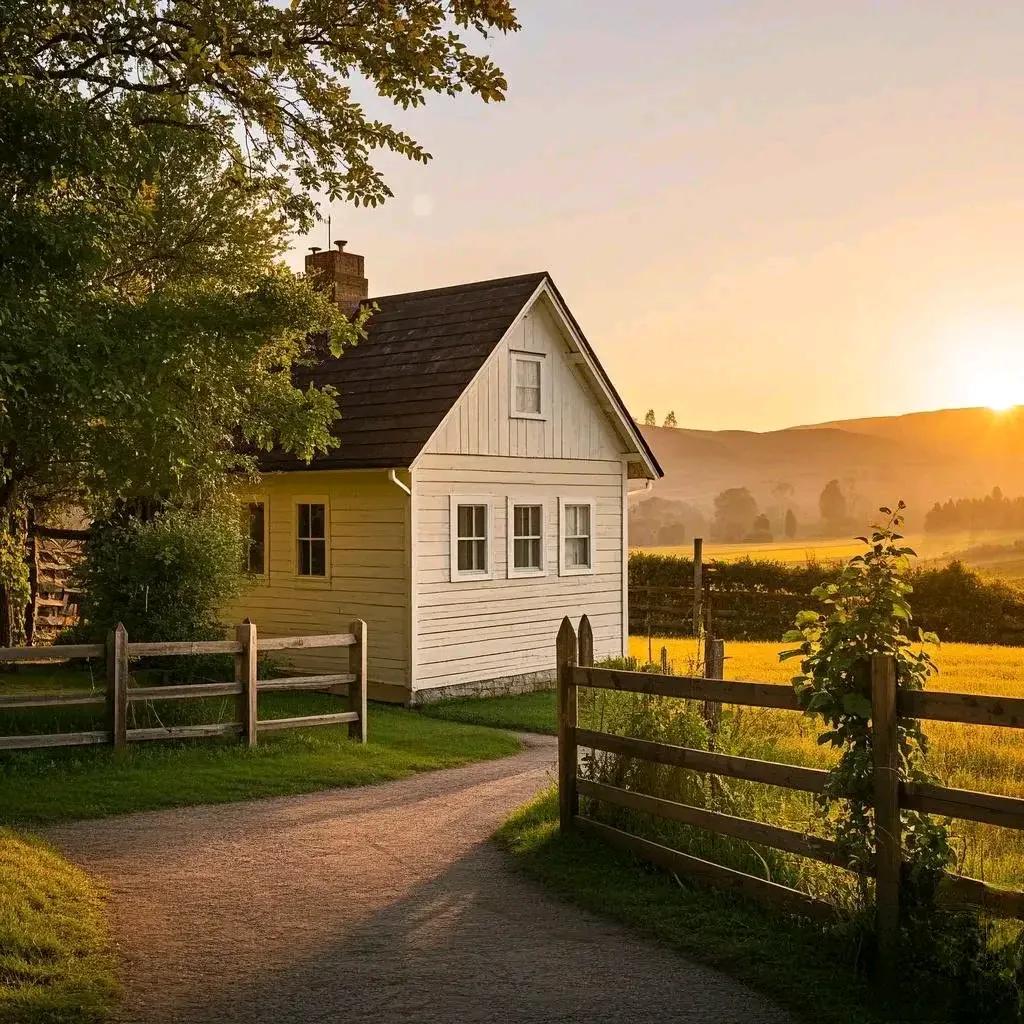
421, 294, 625, 462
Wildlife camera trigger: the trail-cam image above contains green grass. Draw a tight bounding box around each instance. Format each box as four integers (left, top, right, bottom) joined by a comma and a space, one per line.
0, 830, 118, 1023
420, 689, 558, 735
497, 788, 884, 1024
0, 666, 521, 826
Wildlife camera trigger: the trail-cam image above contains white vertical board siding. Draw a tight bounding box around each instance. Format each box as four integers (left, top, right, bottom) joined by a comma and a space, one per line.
227, 470, 411, 689
423, 300, 626, 461
413, 454, 625, 690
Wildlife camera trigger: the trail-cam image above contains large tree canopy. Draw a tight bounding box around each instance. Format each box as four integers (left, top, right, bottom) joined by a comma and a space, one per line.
1, 0, 520, 225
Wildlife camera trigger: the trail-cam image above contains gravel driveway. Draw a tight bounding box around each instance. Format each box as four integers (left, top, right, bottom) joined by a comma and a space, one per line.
47, 734, 792, 1023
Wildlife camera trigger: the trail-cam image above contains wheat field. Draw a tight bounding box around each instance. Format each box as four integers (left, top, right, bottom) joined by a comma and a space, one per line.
627, 636, 1024, 892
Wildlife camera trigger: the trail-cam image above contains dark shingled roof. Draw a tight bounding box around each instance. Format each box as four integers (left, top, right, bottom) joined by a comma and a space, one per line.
259, 270, 662, 477
260, 272, 547, 471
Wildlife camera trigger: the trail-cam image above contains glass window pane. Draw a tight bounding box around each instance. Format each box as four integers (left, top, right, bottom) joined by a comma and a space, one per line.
310, 503, 325, 538
310, 539, 326, 576
566, 537, 588, 568
458, 539, 473, 571
298, 503, 310, 537
513, 538, 528, 568
298, 539, 311, 576
474, 505, 486, 537
473, 539, 486, 571
529, 506, 541, 535
458, 505, 474, 537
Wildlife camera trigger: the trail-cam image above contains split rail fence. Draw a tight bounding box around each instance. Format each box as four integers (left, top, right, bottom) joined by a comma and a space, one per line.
0, 619, 367, 752
557, 614, 1024, 960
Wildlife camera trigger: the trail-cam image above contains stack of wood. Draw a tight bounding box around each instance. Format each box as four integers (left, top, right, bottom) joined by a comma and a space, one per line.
26, 526, 88, 645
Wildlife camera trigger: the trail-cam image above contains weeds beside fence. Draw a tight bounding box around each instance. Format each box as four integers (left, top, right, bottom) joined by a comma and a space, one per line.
0, 619, 367, 752
557, 615, 1024, 954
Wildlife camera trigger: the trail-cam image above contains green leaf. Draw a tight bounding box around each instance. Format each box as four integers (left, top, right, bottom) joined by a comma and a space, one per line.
841, 692, 872, 718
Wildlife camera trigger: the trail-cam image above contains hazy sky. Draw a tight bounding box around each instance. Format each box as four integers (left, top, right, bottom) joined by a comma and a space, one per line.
289, 1, 1024, 432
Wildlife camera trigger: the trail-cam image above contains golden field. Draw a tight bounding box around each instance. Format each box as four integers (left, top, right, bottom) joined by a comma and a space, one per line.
627, 636, 1024, 892
636, 528, 1024, 580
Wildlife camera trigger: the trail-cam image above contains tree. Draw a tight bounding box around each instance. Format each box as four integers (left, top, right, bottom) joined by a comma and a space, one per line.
0, 92, 354, 641
0, 2, 519, 641
784, 508, 798, 539
712, 487, 759, 543
2, 1, 519, 228
749, 513, 773, 542
819, 479, 848, 527
643, 410, 657, 426
663, 410, 678, 428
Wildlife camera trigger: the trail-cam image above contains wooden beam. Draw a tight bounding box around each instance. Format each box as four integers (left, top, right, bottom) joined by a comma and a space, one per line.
127, 723, 241, 742
257, 674, 355, 692
575, 727, 828, 794
572, 668, 802, 711
901, 781, 1024, 830
557, 616, 578, 833
0, 643, 104, 662
348, 619, 367, 743
126, 640, 242, 657
936, 872, 1024, 920
0, 692, 105, 710
0, 730, 108, 751
108, 624, 128, 750
577, 778, 848, 868
256, 712, 358, 732
576, 816, 835, 921
257, 633, 356, 652
128, 682, 242, 701
899, 689, 1024, 729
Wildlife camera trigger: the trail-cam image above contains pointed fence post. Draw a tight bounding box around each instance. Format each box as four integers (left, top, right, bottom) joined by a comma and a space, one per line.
348, 619, 367, 743
871, 653, 901, 981
557, 616, 578, 833
660, 645, 669, 675
703, 637, 724, 744
107, 623, 128, 750
235, 619, 258, 748
693, 537, 704, 636
577, 614, 594, 669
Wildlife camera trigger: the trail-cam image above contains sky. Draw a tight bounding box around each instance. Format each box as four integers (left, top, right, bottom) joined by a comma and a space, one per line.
289, 1, 1024, 432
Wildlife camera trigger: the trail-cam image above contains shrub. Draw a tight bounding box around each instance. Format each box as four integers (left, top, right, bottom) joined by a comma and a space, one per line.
75, 503, 242, 645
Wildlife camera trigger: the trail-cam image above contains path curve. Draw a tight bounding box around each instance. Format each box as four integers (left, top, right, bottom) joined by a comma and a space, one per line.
47, 735, 793, 1023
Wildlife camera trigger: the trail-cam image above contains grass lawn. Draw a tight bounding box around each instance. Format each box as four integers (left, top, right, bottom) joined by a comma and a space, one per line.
0, 665, 521, 825
0, 830, 118, 1023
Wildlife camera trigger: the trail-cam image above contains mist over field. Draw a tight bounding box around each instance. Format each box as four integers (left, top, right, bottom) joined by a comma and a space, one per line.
632, 406, 1024, 555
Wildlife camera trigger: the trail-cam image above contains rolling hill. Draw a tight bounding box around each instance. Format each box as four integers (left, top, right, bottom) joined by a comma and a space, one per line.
637, 406, 1024, 532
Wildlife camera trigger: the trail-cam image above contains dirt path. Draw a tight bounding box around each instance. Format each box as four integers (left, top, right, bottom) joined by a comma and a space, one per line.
47, 735, 793, 1023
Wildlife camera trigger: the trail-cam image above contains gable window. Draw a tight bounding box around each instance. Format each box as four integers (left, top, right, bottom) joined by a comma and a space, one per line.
296, 502, 327, 577
243, 501, 266, 575
510, 351, 544, 419
449, 496, 492, 581
559, 498, 595, 576
507, 499, 545, 577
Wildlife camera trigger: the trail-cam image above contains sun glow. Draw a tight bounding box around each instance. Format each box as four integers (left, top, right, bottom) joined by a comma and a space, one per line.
943, 321, 1024, 413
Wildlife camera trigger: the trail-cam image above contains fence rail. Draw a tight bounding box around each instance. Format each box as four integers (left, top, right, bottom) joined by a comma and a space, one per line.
0, 618, 367, 752
556, 614, 1024, 963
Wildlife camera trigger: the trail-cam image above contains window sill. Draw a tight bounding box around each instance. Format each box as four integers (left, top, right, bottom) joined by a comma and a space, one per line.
451, 571, 494, 583
510, 411, 546, 422
508, 568, 547, 580
559, 565, 595, 577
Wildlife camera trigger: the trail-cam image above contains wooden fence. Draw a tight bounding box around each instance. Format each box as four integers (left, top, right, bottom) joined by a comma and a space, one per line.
556, 614, 1024, 960
0, 619, 367, 752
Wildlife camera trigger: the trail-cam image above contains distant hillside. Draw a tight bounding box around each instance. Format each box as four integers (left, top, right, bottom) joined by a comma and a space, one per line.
637, 406, 1024, 532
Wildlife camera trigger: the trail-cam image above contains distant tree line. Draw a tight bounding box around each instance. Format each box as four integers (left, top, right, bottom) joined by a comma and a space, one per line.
925, 487, 1024, 532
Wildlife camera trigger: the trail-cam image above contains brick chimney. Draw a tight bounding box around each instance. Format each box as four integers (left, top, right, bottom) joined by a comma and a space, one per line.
305, 240, 368, 316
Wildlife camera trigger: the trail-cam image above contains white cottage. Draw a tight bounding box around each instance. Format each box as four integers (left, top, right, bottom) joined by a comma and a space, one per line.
229, 244, 662, 702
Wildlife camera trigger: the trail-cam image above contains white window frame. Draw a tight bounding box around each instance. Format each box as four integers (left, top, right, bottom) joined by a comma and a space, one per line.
242, 495, 269, 580
449, 495, 493, 582
293, 496, 330, 582
509, 350, 546, 420
506, 497, 547, 579
559, 497, 596, 576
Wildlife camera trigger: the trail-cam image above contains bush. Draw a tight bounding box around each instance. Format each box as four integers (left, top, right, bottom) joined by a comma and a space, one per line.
75, 504, 242, 645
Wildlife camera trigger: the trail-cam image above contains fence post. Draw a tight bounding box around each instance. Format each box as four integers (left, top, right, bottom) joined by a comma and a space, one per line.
871, 653, 901, 981
578, 614, 594, 669
660, 645, 669, 675
693, 537, 703, 636
703, 637, 724, 744
107, 622, 128, 750
557, 616, 578, 833
348, 619, 367, 743
235, 619, 258, 748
